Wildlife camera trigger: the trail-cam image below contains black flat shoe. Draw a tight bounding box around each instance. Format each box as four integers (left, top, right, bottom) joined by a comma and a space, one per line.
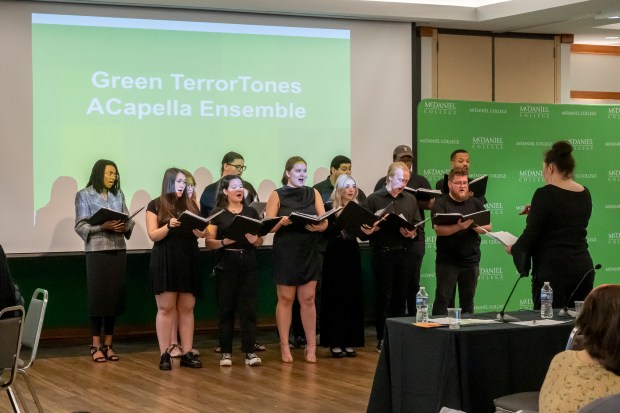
330, 347, 346, 358
180, 352, 203, 368
159, 352, 172, 371
344, 348, 357, 358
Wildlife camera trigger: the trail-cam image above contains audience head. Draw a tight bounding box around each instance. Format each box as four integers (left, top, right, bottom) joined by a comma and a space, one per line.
214, 174, 244, 209
392, 145, 413, 170
281, 156, 307, 187
543, 140, 575, 179
87, 159, 120, 195
330, 155, 352, 179
448, 167, 470, 201
576, 284, 620, 375
331, 174, 358, 208
385, 161, 410, 194
450, 149, 470, 171
220, 151, 246, 177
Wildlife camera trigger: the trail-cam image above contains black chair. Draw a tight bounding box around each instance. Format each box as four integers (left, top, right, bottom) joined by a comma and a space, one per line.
0, 305, 25, 413
493, 326, 583, 413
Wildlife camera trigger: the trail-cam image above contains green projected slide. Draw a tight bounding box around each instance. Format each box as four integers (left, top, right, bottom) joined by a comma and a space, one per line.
32, 14, 350, 213
418, 99, 620, 312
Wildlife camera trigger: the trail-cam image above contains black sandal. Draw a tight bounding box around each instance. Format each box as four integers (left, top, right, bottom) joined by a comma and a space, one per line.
90, 345, 106, 363
102, 344, 120, 361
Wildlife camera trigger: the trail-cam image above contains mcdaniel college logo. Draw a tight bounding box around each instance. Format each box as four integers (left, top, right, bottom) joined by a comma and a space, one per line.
423, 101, 457, 115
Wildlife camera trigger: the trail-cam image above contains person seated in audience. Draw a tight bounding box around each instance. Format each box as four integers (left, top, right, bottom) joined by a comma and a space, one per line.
0, 243, 24, 315
539, 284, 620, 413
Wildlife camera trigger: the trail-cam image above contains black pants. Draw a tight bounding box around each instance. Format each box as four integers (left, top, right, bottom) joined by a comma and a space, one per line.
405, 240, 425, 316
372, 246, 417, 340
215, 250, 258, 354
432, 262, 479, 315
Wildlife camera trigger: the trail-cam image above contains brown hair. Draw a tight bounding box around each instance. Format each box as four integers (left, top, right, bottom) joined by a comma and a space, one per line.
156, 168, 199, 224
448, 167, 468, 182
576, 284, 620, 375
281, 156, 307, 186
544, 140, 575, 177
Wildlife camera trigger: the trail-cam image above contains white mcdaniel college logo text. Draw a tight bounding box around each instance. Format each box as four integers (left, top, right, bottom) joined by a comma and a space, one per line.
423, 101, 457, 115
519, 105, 550, 119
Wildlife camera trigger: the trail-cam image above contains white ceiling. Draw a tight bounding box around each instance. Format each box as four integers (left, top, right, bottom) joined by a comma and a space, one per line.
37, 0, 620, 45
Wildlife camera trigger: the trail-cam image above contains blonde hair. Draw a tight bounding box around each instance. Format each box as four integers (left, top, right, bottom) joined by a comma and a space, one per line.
384, 161, 408, 185
331, 174, 358, 209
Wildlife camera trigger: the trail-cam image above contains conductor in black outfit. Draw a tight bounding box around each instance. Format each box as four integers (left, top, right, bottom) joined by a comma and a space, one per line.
507, 141, 594, 309
365, 161, 421, 351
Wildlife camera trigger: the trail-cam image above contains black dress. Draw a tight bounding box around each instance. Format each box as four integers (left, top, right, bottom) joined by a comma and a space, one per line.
147, 199, 202, 297
319, 215, 365, 348
272, 186, 322, 286
511, 185, 594, 308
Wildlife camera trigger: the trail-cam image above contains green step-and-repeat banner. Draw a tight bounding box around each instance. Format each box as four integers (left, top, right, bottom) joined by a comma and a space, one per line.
417, 99, 620, 312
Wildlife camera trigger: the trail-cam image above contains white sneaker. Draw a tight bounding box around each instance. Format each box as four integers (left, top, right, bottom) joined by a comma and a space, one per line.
245, 353, 262, 366
220, 353, 232, 366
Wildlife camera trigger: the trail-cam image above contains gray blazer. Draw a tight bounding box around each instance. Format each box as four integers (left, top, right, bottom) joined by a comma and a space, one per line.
74, 186, 135, 252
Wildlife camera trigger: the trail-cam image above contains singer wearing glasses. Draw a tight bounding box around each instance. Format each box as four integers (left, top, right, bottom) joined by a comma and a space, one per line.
75, 159, 135, 363
199, 151, 258, 217
507, 141, 594, 309
431, 166, 490, 316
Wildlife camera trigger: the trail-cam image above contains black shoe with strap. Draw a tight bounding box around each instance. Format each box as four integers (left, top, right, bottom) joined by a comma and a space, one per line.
180, 352, 203, 368
159, 352, 172, 371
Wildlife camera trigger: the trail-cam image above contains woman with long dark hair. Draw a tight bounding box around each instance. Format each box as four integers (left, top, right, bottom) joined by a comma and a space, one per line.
75, 159, 134, 362
205, 174, 264, 367
146, 168, 204, 370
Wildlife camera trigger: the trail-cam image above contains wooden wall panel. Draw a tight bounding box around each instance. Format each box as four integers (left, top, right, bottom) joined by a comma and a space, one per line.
495, 37, 556, 103
436, 34, 492, 101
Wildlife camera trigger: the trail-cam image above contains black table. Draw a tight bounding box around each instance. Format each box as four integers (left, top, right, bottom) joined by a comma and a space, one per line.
366, 311, 575, 413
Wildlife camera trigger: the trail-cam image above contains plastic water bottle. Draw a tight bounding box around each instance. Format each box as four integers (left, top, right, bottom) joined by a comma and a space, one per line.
416, 287, 429, 323
540, 282, 553, 319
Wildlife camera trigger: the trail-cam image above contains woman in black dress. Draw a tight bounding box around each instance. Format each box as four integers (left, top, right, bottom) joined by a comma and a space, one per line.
508, 141, 595, 309
75, 159, 134, 362
265, 156, 327, 363
205, 175, 264, 367
320, 174, 365, 358
146, 168, 204, 370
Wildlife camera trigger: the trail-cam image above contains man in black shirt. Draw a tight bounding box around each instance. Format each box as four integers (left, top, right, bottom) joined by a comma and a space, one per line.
199, 151, 258, 218
374, 145, 433, 317
314, 155, 366, 204
431, 167, 491, 315
366, 162, 421, 351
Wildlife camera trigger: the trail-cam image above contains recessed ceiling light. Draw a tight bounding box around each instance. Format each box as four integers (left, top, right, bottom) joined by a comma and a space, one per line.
605, 36, 619, 39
